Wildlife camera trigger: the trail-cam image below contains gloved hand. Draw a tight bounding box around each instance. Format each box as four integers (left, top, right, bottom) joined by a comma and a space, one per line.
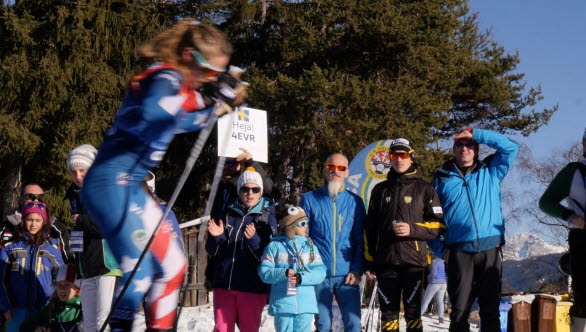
202, 66, 249, 108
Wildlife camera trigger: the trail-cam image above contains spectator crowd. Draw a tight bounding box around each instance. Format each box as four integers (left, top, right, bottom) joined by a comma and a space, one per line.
4, 119, 586, 332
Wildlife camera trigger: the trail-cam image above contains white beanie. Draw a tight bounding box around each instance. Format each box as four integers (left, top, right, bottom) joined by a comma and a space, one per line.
237, 167, 263, 194
67, 144, 97, 170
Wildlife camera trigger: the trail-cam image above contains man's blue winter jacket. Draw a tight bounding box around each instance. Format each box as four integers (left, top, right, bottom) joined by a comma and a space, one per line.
300, 186, 365, 277
430, 129, 518, 255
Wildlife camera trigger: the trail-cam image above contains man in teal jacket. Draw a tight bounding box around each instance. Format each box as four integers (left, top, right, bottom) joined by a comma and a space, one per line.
430, 128, 518, 332
300, 153, 365, 332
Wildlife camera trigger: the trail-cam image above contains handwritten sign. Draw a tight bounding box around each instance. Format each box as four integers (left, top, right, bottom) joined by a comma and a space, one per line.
217, 107, 268, 163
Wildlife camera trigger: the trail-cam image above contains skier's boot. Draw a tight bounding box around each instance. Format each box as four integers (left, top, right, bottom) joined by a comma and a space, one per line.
109, 318, 133, 332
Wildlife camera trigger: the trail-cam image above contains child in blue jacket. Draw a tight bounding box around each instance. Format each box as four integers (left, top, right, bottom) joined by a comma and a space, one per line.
258, 206, 326, 332
0, 202, 64, 332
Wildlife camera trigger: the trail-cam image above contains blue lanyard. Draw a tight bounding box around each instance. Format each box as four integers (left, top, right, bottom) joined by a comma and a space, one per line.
279, 239, 308, 268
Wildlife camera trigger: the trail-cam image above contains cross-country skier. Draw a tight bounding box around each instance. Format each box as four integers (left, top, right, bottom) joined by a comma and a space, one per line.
81, 19, 243, 331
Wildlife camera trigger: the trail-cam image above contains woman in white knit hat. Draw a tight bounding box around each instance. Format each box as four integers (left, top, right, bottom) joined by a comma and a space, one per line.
65, 144, 121, 332
206, 167, 278, 332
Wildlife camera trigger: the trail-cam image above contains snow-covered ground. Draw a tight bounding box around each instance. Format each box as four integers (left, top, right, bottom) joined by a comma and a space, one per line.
131, 302, 480, 331
126, 232, 566, 330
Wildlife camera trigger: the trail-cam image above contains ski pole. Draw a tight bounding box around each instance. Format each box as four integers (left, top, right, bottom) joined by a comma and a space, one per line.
175, 103, 242, 330
363, 281, 378, 332
175, 155, 227, 331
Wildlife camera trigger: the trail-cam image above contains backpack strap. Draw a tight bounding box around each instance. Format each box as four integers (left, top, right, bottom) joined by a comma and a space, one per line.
129, 62, 206, 112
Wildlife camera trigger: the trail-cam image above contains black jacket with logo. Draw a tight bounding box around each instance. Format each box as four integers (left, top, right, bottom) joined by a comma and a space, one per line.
364, 165, 444, 269
65, 184, 119, 279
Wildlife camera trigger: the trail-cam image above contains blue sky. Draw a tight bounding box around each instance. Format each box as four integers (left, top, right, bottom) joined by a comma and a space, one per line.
468, 0, 585, 158
468, 0, 586, 237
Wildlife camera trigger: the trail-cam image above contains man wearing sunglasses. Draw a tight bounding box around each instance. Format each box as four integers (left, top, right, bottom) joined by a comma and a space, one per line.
430, 128, 518, 332
363, 138, 444, 331
300, 153, 365, 332
539, 128, 586, 331
1, 184, 70, 261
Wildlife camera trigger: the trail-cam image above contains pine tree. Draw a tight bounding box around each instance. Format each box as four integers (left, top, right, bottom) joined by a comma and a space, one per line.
0, 0, 558, 221
0, 0, 175, 220
218, 0, 556, 202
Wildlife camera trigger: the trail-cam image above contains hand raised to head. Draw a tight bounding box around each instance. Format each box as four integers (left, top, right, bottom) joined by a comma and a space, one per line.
454, 129, 473, 141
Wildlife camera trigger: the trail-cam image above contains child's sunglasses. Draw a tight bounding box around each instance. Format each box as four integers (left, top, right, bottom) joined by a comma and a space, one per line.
296, 220, 308, 227
24, 202, 46, 210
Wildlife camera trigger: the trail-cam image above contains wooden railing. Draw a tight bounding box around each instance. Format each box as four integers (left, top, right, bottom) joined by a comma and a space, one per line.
181, 225, 209, 306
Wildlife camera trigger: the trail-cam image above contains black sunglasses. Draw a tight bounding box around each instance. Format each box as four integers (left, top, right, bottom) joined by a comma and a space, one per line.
239, 186, 261, 194
455, 142, 476, 150
23, 193, 44, 201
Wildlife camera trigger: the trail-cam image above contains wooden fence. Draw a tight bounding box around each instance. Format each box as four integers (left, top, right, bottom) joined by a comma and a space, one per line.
181, 225, 209, 307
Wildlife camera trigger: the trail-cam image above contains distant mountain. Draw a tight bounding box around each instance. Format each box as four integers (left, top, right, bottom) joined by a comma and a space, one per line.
503, 233, 566, 261
501, 233, 568, 293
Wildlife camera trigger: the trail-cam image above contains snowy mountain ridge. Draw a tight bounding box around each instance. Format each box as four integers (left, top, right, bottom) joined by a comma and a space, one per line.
502, 232, 568, 293
503, 232, 566, 261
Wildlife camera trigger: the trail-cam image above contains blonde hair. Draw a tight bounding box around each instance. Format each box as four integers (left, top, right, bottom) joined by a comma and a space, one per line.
140, 19, 232, 80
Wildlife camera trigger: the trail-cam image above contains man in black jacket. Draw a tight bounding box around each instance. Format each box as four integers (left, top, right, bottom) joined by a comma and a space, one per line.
364, 138, 444, 332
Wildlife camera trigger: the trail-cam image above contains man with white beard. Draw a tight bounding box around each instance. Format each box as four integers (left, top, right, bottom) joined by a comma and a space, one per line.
300, 153, 365, 332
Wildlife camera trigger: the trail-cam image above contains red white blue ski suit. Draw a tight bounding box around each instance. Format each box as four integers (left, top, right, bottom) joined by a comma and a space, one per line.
81, 63, 212, 330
